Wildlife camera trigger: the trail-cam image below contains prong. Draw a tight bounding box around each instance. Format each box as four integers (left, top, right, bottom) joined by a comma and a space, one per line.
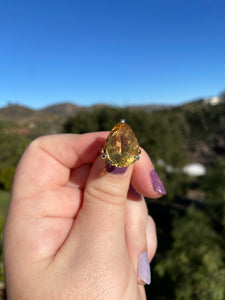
102, 153, 107, 159
120, 119, 125, 124
134, 155, 140, 161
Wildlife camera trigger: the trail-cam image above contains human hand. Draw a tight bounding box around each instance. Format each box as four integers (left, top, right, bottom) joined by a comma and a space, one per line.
3, 133, 165, 299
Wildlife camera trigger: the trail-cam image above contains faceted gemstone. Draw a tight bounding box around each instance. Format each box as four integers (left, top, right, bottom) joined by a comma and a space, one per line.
103, 120, 140, 167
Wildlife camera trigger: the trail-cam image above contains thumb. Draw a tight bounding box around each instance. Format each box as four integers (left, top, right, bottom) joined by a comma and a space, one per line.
59, 155, 142, 298
73, 155, 133, 250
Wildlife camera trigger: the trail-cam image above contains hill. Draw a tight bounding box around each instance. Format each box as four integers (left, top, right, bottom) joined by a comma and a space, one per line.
41, 102, 81, 116
0, 105, 39, 123
0, 102, 173, 136
0, 99, 224, 164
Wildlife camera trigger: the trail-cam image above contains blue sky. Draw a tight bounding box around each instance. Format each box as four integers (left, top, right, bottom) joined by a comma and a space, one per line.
0, 0, 225, 109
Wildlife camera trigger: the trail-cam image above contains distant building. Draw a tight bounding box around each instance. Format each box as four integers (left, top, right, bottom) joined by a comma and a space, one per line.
157, 159, 207, 177
183, 163, 206, 176
203, 96, 221, 106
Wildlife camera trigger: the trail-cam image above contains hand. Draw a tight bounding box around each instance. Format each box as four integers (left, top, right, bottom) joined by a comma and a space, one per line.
3, 133, 162, 299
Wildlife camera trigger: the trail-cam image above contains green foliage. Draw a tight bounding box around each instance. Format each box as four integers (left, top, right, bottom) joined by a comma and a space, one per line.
184, 101, 225, 139
64, 110, 99, 133
0, 216, 5, 281
155, 206, 225, 299
0, 133, 30, 169
155, 159, 225, 299
202, 159, 225, 230
0, 167, 15, 191
0, 190, 10, 216
0, 133, 30, 192
163, 170, 190, 201
63, 106, 188, 168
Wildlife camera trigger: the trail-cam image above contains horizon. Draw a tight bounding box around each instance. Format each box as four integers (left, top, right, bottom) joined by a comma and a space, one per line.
1, 1, 225, 109
0, 93, 217, 111
0, 89, 223, 110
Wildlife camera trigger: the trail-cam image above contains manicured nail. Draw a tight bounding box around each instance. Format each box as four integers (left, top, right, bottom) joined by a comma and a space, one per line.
138, 252, 151, 285
106, 162, 127, 174
150, 169, 167, 195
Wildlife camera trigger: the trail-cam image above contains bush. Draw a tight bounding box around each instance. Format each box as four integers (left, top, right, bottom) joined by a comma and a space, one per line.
0, 216, 5, 282
0, 167, 15, 191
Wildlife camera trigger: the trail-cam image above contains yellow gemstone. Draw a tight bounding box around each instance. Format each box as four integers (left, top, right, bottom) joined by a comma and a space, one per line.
103, 120, 140, 167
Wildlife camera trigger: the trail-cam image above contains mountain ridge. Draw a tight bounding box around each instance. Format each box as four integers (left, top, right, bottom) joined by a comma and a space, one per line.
0, 102, 174, 123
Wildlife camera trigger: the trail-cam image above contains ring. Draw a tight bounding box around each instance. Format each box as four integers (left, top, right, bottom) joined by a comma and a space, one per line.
102, 119, 141, 168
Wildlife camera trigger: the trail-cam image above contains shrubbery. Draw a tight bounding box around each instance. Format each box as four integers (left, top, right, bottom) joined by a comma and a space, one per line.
0, 133, 30, 192
0, 167, 15, 191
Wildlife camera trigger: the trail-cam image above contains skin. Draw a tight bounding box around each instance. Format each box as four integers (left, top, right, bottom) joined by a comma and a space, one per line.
3, 132, 160, 300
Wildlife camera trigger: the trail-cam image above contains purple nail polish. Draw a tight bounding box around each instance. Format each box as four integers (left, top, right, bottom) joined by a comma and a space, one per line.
138, 252, 151, 285
150, 169, 167, 195
106, 162, 127, 174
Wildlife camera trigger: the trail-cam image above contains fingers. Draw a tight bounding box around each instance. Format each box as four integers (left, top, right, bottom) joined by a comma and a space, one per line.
78, 156, 133, 238
125, 187, 157, 285
59, 156, 135, 276
30, 132, 109, 169
131, 147, 167, 199
68, 163, 92, 189
125, 194, 149, 284
146, 215, 157, 261
12, 132, 109, 199
12, 132, 166, 201
63, 152, 157, 287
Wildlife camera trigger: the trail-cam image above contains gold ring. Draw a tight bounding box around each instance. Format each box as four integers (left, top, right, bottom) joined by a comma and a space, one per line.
102, 119, 141, 168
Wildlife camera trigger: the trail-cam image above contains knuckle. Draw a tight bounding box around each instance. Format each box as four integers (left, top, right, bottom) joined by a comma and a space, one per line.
85, 183, 126, 207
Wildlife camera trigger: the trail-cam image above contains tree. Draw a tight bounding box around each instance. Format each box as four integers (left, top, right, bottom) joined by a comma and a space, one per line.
0, 167, 15, 191
155, 160, 225, 299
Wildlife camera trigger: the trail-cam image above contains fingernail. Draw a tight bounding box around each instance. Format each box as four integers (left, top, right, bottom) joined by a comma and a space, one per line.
150, 169, 167, 195
106, 162, 127, 174
138, 252, 151, 285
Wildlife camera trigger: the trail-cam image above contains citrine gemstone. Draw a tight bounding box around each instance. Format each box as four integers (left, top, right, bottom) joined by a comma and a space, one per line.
103, 120, 140, 167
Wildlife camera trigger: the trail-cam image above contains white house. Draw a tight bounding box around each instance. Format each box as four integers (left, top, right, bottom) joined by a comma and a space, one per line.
183, 163, 206, 176
203, 96, 221, 106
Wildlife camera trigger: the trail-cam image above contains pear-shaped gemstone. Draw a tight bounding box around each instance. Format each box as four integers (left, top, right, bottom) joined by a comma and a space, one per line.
103, 120, 140, 167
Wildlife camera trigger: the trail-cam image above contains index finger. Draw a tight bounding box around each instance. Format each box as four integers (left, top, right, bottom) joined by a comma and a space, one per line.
12, 132, 165, 201
12, 132, 108, 199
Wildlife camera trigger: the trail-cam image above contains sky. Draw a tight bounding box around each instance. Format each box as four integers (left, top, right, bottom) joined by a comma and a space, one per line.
0, 0, 225, 109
